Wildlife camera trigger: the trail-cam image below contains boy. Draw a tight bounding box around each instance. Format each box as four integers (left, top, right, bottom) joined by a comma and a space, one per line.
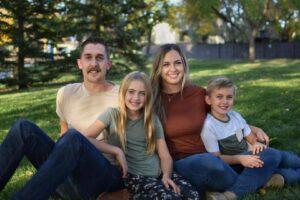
202, 76, 266, 164
202, 76, 300, 200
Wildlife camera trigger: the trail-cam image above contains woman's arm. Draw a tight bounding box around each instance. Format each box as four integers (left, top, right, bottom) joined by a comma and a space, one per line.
156, 138, 180, 194
249, 125, 269, 145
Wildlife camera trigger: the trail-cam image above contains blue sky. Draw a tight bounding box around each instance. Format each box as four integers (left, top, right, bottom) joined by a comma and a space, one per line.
169, 0, 181, 5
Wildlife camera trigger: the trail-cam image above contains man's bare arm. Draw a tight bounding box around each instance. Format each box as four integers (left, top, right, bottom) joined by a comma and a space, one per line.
60, 120, 68, 136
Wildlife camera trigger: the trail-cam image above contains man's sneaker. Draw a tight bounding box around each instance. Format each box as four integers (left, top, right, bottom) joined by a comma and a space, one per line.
264, 174, 285, 188
206, 191, 237, 200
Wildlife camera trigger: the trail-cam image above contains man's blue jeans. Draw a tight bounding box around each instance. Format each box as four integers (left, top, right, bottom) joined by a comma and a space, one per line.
173, 148, 281, 198
0, 119, 124, 200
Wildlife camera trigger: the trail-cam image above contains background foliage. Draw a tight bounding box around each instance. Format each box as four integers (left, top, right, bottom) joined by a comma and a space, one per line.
0, 0, 168, 89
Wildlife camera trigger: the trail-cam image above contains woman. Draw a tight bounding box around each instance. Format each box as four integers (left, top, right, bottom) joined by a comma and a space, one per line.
150, 44, 281, 199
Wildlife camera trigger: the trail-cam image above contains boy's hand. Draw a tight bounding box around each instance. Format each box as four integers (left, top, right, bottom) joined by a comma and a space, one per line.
251, 142, 267, 154
239, 155, 264, 168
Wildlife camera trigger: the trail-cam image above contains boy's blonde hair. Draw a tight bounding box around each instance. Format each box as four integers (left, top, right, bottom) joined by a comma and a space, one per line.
150, 44, 190, 120
206, 76, 237, 96
117, 71, 156, 155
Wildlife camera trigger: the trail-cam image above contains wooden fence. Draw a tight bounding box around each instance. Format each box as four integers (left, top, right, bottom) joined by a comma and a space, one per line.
145, 42, 300, 59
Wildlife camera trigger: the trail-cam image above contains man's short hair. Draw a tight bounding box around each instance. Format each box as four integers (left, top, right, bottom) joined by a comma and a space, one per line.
79, 37, 110, 59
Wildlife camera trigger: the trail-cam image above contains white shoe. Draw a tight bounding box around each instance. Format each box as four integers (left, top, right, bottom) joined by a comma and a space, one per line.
264, 174, 285, 188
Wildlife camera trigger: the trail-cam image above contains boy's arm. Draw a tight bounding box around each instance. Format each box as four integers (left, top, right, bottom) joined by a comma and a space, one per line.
212, 152, 263, 168
244, 131, 257, 145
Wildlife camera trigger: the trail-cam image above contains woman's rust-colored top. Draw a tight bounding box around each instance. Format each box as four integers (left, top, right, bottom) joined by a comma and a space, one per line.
161, 85, 209, 160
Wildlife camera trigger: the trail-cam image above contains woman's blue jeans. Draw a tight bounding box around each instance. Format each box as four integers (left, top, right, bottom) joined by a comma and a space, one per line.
174, 148, 281, 198
0, 119, 124, 200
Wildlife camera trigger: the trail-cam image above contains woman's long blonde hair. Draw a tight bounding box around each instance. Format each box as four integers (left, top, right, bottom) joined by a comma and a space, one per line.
117, 71, 156, 155
150, 44, 190, 120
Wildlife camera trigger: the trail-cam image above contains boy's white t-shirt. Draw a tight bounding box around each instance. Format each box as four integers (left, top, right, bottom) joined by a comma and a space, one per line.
201, 110, 251, 153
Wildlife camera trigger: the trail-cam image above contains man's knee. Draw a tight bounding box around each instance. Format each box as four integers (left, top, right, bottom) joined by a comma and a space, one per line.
12, 119, 34, 129
58, 129, 85, 145
10, 119, 37, 137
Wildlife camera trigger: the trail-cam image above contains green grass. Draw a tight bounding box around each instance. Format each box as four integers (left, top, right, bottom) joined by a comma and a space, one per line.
0, 59, 300, 199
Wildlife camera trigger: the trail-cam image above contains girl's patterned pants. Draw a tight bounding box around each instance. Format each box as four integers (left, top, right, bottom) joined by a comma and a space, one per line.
125, 172, 199, 200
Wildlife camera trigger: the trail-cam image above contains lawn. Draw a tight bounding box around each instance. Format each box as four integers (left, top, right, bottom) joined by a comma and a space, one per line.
0, 59, 299, 199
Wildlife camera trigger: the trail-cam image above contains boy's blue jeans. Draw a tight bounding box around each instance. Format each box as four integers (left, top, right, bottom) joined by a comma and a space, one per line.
0, 119, 124, 200
174, 148, 282, 198
274, 148, 300, 184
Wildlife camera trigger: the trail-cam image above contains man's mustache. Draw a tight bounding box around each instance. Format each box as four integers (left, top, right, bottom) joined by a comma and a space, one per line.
87, 67, 101, 73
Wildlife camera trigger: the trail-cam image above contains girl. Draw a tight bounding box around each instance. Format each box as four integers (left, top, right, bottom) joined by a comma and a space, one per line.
84, 71, 199, 200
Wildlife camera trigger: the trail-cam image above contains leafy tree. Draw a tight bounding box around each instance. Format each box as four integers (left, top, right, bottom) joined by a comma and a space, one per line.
143, 0, 168, 56
169, 0, 300, 61
183, 0, 274, 61
0, 0, 66, 88
62, 0, 168, 73
270, 0, 300, 41
0, 0, 168, 88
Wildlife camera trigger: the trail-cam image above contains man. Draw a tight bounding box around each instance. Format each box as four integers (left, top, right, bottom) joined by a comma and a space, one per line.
0, 37, 124, 199
57, 37, 119, 137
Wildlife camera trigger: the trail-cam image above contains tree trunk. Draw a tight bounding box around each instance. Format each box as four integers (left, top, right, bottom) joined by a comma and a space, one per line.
17, 15, 27, 89
248, 28, 257, 62
145, 26, 152, 57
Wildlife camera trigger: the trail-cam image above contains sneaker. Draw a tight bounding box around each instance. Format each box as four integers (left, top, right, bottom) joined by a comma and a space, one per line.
206, 191, 237, 200
264, 174, 285, 188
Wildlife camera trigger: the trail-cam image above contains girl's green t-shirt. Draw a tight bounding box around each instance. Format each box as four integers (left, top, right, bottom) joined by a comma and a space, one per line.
97, 107, 164, 178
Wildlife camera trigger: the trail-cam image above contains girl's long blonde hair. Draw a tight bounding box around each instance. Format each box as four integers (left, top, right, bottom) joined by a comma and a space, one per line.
150, 44, 190, 120
117, 71, 156, 155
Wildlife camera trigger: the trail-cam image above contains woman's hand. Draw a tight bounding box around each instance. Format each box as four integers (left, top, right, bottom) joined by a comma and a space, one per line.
115, 148, 128, 178
238, 155, 264, 168
161, 175, 181, 195
252, 126, 269, 146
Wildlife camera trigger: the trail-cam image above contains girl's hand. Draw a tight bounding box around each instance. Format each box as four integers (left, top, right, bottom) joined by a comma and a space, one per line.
251, 142, 267, 155
239, 155, 264, 168
161, 175, 181, 195
115, 148, 128, 178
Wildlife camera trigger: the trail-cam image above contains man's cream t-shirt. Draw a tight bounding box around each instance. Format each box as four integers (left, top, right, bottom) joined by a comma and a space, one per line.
56, 83, 119, 139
